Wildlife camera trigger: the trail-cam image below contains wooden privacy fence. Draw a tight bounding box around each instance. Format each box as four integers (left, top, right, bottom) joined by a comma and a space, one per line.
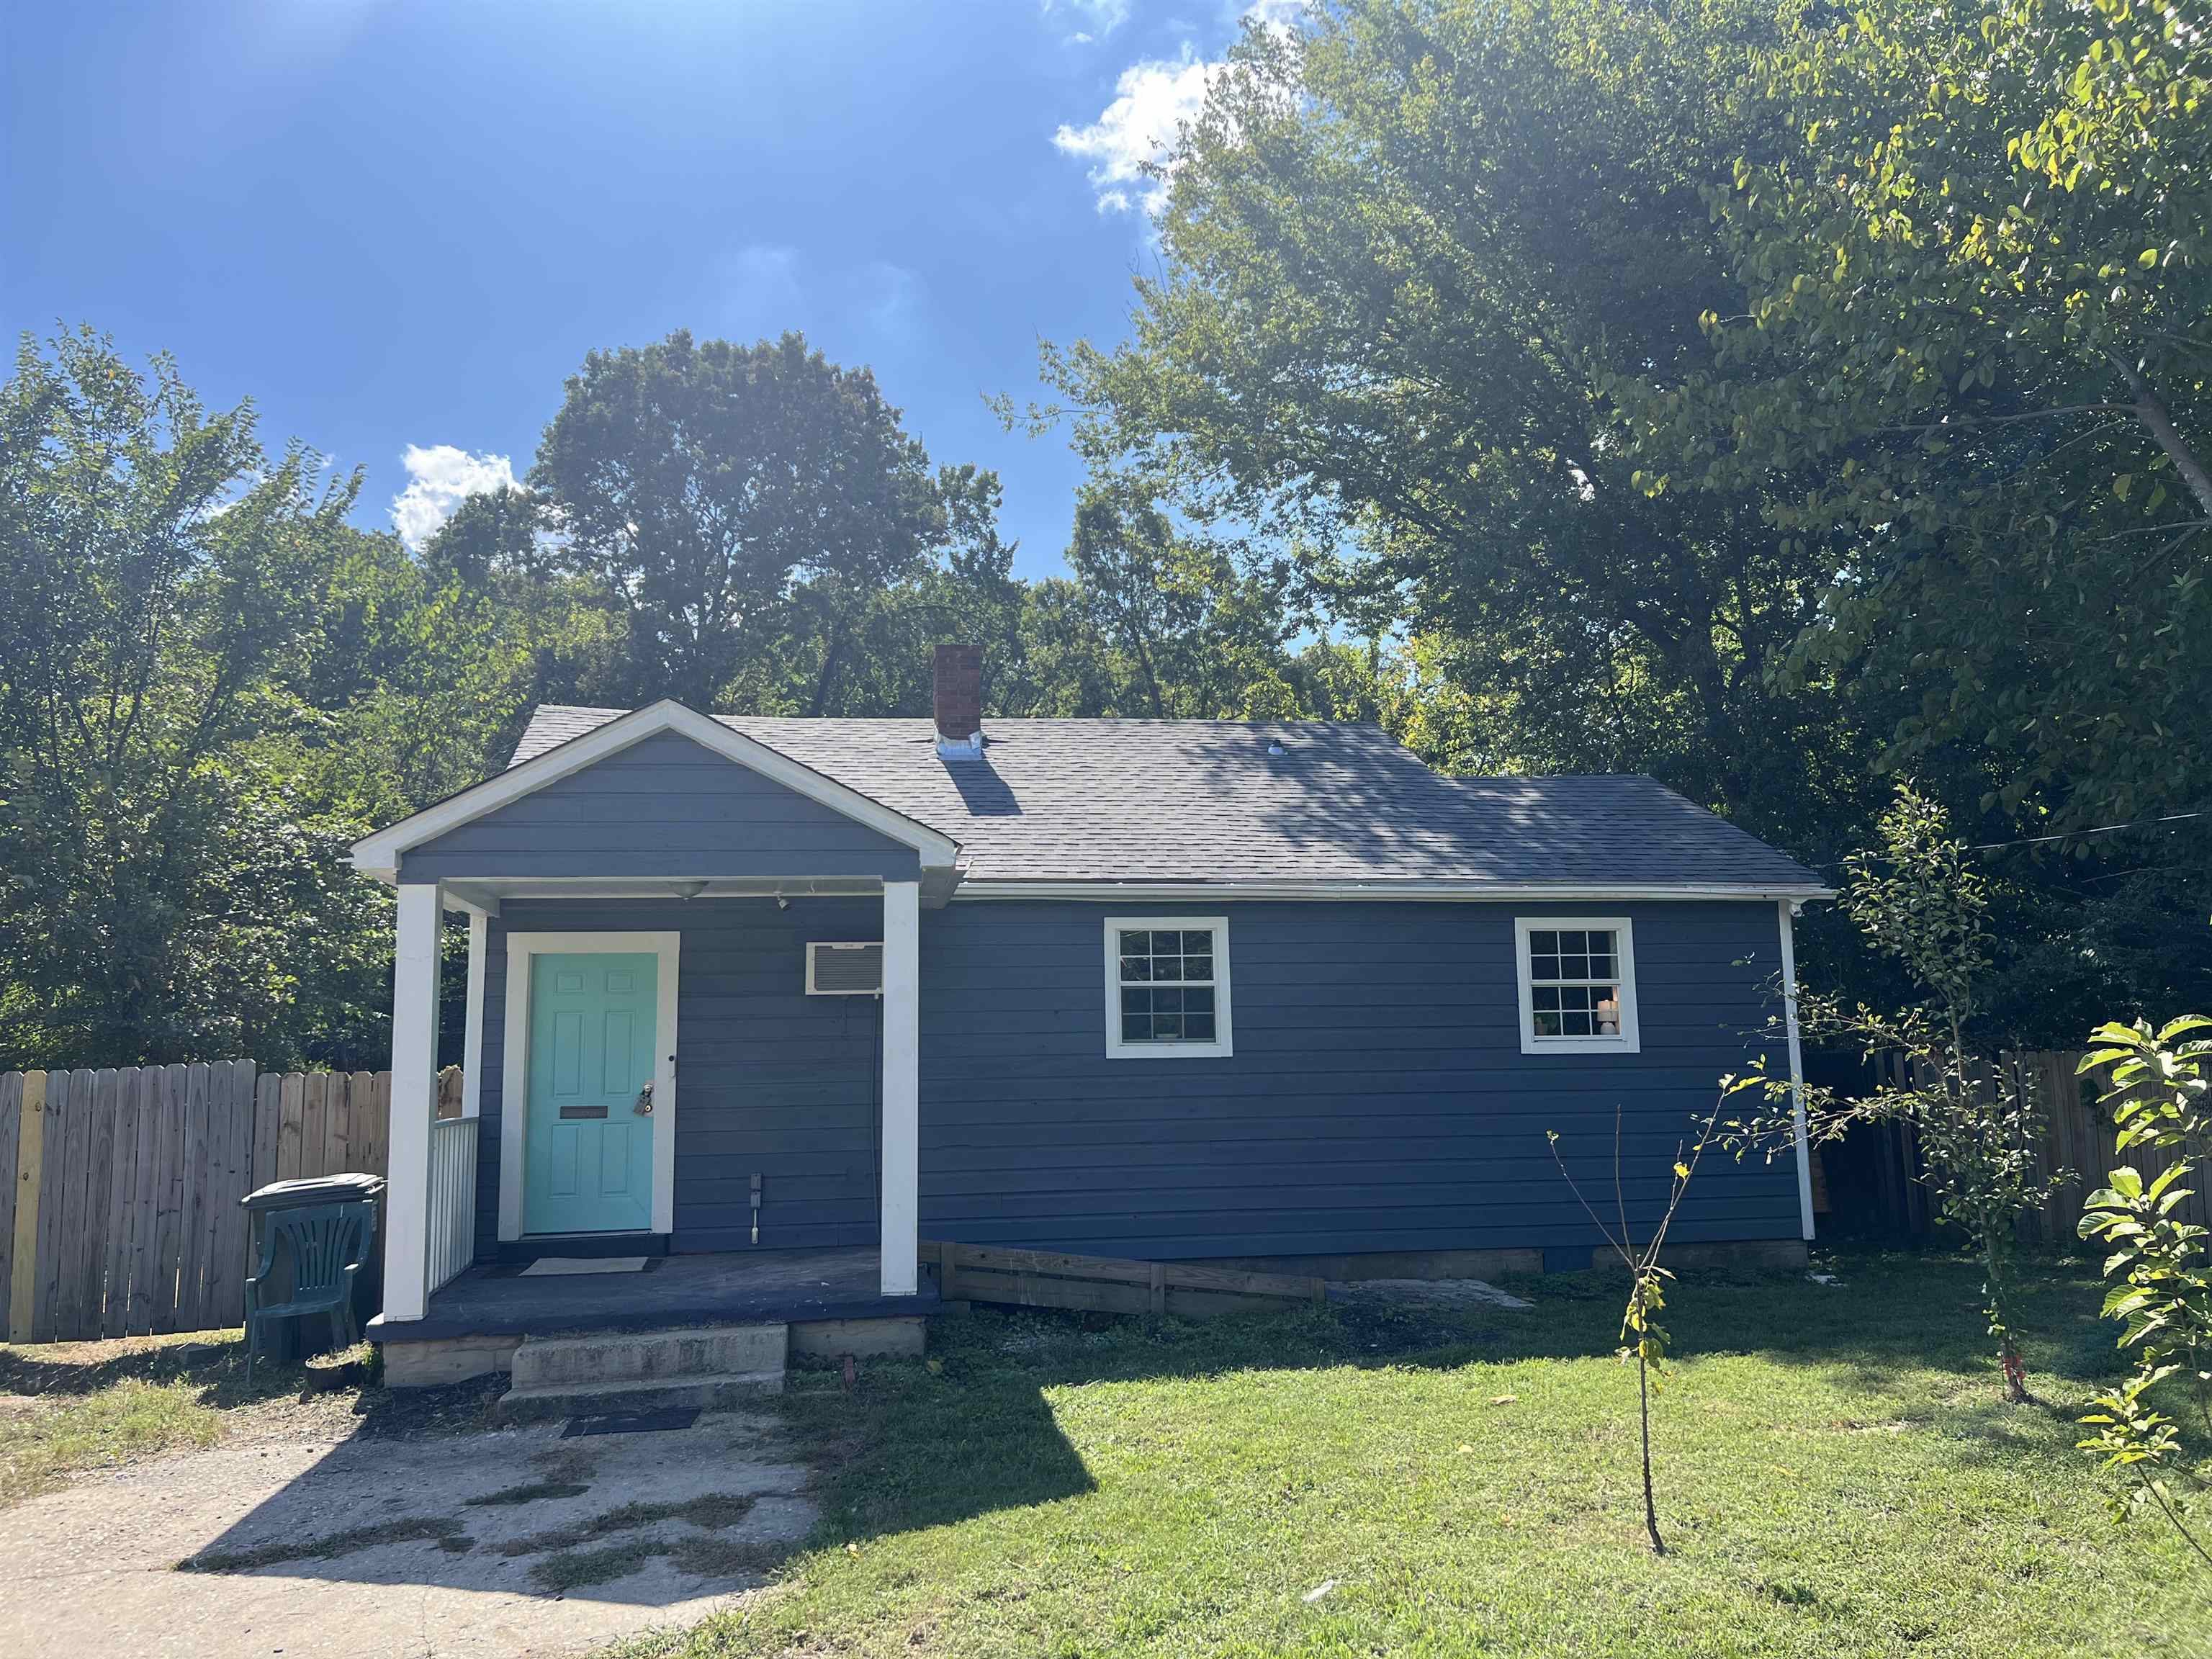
1, 1064, 462, 1345
1817, 1048, 2211, 1244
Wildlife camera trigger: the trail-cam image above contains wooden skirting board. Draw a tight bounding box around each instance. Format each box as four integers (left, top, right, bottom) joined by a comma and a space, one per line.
919, 1240, 1326, 1320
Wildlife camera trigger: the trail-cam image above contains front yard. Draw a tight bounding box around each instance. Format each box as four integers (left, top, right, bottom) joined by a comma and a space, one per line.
630, 1251, 2212, 1659
4, 1251, 2208, 1658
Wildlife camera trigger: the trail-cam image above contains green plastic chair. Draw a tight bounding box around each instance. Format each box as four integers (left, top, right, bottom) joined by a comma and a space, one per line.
245, 1200, 377, 1379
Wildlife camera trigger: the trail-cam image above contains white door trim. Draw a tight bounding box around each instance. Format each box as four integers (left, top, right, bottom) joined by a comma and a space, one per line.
499, 930, 681, 1241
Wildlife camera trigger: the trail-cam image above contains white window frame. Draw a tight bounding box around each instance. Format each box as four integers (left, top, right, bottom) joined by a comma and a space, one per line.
1103, 916, 1233, 1059
1514, 915, 1640, 1056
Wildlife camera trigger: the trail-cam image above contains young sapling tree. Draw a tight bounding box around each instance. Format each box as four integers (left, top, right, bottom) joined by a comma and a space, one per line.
1728, 784, 2064, 1401
1548, 1098, 1732, 1555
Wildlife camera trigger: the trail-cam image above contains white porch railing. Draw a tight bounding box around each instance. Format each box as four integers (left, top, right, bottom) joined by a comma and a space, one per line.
427, 1117, 479, 1294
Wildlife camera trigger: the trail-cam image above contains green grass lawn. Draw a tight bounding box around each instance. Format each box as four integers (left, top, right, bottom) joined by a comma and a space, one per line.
624, 1250, 2212, 1659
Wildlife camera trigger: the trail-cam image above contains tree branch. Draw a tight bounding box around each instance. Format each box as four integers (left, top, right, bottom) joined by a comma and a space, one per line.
2108, 354, 2212, 521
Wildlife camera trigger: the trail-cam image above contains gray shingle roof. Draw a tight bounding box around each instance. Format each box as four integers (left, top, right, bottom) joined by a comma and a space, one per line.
511, 705, 1827, 891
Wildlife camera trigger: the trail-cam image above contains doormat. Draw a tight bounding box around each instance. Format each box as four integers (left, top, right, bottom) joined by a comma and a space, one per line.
520, 1256, 649, 1277
563, 1408, 698, 1437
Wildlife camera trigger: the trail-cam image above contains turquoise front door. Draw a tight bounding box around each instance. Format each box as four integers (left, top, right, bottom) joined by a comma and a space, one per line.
524, 952, 658, 1234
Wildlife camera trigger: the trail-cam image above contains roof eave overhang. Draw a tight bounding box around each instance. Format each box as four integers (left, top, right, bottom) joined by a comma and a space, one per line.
950, 879, 1836, 903
349, 700, 962, 883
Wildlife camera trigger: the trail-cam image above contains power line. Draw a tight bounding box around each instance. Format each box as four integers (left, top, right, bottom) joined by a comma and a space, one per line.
1969, 809, 2212, 853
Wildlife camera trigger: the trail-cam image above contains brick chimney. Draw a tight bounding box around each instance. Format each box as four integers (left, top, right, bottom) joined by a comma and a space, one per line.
932, 642, 984, 759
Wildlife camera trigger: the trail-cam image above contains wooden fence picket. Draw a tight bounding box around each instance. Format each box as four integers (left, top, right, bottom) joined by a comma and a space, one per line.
251, 1071, 280, 1202
99, 1068, 140, 1338
300, 1072, 328, 1184
218, 1062, 248, 1321
152, 1064, 187, 1334
32, 1071, 67, 1343
0, 1073, 19, 1339
275, 1071, 303, 1182
55, 1072, 93, 1340
127, 1064, 160, 1335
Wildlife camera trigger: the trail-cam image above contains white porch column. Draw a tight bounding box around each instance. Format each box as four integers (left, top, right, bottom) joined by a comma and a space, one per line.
384, 881, 445, 1321
1779, 899, 1815, 1242
880, 879, 920, 1296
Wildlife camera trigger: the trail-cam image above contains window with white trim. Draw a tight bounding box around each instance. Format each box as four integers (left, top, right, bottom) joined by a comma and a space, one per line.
1514, 917, 1640, 1055
1104, 917, 1233, 1058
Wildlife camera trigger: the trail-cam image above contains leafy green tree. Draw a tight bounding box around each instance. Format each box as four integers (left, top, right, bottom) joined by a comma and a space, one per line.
0, 329, 376, 1066
1630, 0, 2212, 840
531, 331, 950, 709
1029, 475, 1303, 719
1043, 0, 1881, 848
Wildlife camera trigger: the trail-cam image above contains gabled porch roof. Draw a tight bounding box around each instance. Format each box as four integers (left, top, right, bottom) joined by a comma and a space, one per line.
349, 700, 964, 899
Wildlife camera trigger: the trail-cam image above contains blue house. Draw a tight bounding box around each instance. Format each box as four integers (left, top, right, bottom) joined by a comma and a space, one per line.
352, 644, 1827, 1385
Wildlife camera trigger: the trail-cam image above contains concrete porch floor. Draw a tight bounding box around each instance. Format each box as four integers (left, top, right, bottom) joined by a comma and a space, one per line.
369, 1246, 939, 1346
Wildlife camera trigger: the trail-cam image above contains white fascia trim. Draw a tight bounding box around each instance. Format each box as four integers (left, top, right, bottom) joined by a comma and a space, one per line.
351, 700, 961, 878
434, 876, 892, 900
1514, 914, 1641, 1057
1102, 914, 1234, 1060
956, 880, 1835, 904
499, 930, 681, 1241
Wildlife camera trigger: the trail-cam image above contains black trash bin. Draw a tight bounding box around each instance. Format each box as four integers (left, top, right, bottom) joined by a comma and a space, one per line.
240, 1173, 387, 1361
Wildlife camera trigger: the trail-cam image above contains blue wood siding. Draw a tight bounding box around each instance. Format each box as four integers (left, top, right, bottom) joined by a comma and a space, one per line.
916, 900, 1800, 1259
467, 895, 1800, 1266
402, 731, 922, 882
475, 897, 884, 1259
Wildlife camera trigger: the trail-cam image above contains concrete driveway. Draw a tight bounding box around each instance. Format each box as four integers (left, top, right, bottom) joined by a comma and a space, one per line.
0, 1407, 814, 1658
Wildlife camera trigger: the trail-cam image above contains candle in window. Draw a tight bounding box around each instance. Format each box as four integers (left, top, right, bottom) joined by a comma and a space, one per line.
1596, 993, 1619, 1035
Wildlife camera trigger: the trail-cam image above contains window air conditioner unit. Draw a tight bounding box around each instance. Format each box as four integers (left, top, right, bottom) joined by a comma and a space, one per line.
806, 941, 884, 996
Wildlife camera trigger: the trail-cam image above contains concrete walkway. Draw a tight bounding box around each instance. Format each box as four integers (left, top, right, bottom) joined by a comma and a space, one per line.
0, 1409, 814, 1658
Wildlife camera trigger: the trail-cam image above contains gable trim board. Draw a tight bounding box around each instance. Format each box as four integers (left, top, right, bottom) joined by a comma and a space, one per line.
351, 700, 962, 881
498, 930, 682, 1241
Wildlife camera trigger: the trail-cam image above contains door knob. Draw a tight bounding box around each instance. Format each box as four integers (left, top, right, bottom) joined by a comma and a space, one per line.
634, 1082, 655, 1115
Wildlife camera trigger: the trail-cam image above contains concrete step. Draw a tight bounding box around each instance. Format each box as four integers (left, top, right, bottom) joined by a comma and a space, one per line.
509, 1322, 788, 1390
495, 1369, 785, 1422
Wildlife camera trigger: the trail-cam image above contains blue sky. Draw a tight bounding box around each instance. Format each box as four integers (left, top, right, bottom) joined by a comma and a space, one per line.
3, 1, 1288, 577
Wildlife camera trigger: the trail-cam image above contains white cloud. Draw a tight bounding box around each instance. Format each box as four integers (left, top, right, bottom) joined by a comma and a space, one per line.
390, 444, 517, 550
1052, 47, 1215, 217
1044, 0, 1130, 43
1052, 3, 1302, 217
861, 261, 924, 333
727, 241, 803, 322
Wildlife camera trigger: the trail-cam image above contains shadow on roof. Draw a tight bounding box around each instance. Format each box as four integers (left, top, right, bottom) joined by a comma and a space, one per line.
939, 755, 1022, 818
